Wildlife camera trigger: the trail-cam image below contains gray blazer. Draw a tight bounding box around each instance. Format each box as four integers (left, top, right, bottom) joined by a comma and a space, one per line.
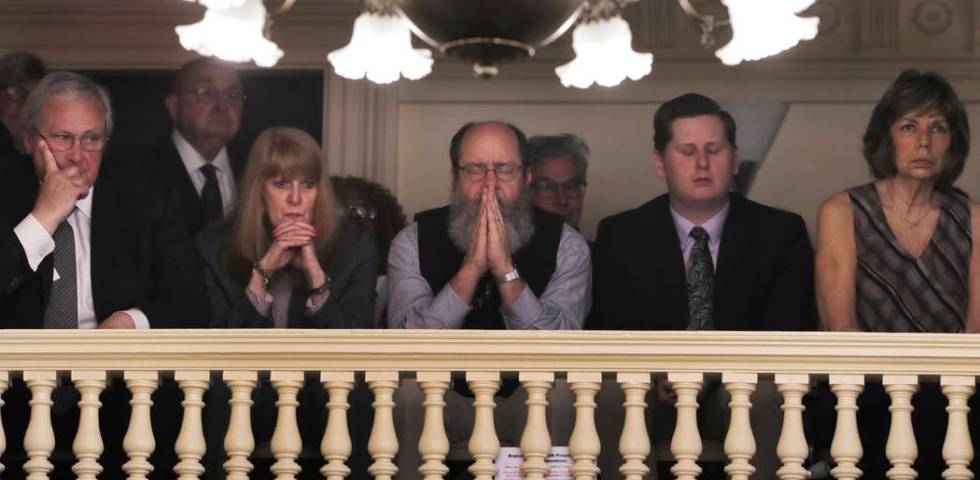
198, 224, 379, 329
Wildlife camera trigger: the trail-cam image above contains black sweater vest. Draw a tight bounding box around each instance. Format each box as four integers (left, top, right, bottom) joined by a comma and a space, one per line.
415, 205, 564, 330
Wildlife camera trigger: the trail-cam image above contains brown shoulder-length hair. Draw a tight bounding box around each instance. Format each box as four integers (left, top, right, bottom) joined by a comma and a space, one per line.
862, 69, 970, 189
227, 126, 340, 280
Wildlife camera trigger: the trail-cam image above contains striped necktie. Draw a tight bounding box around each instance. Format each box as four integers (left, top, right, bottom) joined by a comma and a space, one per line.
43, 219, 78, 329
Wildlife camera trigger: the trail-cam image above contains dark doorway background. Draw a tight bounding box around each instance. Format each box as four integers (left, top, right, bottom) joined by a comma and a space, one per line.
81, 68, 324, 167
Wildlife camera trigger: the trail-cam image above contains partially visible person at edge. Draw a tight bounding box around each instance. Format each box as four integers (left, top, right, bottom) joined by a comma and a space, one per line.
331, 175, 407, 323
816, 69, 980, 479
0, 52, 46, 172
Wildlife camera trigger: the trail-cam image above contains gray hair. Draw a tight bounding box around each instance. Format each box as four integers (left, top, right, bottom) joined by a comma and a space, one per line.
20, 71, 113, 137
526, 133, 590, 180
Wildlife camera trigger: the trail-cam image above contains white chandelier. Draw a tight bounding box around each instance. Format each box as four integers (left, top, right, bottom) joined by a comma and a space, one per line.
175, 0, 285, 67
174, 0, 821, 87
555, 1, 653, 89
326, 1, 434, 84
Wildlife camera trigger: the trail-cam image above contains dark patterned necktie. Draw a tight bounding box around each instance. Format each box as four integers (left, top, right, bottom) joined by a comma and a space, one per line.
200, 163, 223, 224
43, 220, 78, 329
686, 226, 714, 330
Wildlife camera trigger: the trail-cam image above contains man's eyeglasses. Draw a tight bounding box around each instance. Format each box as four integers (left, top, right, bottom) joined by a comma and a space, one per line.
530, 178, 587, 199
178, 86, 247, 104
36, 130, 109, 152
343, 204, 378, 221
456, 163, 523, 182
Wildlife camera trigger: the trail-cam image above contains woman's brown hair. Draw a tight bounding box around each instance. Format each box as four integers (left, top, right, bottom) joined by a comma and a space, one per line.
227, 126, 339, 280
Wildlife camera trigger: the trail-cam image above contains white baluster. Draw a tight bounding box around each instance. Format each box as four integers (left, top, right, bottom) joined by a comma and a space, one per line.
174, 371, 209, 480
271, 371, 304, 480
669, 372, 703, 480
774, 374, 809, 480
417, 371, 450, 480
568, 372, 602, 480
520, 371, 554, 480
72, 371, 106, 480
723, 372, 757, 480
23, 371, 57, 480
0, 371, 7, 477
223, 371, 257, 480
883, 375, 918, 480
941, 375, 975, 480
466, 371, 501, 480
367, 371, 399, 480
123, 371, 158, 480
321, 372, 355, 480
617, 372, 650, 480
830, 374, 864, 480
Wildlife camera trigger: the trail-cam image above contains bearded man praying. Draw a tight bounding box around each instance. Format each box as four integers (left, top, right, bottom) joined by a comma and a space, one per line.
386, 121, 590, 470
387, 120, 590, 331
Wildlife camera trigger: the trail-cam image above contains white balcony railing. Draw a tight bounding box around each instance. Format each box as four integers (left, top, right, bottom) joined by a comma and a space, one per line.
0, 330, 977, 480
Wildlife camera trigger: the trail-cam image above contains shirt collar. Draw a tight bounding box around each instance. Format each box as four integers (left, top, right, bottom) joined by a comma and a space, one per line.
172, 129, 231, 176
75, 186, 94, 218
670, 201, 730, 248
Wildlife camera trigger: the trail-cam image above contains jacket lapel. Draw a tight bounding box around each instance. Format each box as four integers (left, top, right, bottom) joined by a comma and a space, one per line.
714, 194, 755, 329
90, 182, 120, 321
644, 196, 689, 330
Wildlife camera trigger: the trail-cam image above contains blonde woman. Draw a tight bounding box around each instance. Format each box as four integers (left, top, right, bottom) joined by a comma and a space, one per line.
198, 126, 378, 328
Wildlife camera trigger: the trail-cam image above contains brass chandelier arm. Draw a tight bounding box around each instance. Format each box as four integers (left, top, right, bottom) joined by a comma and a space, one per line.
676, 0, 730, 49
268, 0, 296, 17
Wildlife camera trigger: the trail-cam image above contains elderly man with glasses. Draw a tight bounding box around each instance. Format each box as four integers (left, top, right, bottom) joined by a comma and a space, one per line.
128, 57, 245, 237
526, 133, 590, 231
387, 121, 591, 476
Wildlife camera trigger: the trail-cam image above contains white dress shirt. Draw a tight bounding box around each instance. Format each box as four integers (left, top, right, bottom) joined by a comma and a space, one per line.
13, 189, 150, 329
172, 130, 237, 218
670, 202, 730, 273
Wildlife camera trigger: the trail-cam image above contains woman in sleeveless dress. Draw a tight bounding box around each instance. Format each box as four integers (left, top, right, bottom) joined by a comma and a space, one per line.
816, 69, 980, 478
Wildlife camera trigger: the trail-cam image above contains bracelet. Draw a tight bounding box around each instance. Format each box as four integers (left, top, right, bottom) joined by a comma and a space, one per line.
308, 276, 332, 296
251, 261, 272, 287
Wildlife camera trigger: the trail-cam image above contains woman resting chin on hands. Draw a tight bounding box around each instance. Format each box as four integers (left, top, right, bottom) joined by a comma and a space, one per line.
198, 126, 379, 329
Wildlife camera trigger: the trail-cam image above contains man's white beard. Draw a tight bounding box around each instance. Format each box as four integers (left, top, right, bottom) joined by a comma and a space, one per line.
448, 187, 535, 254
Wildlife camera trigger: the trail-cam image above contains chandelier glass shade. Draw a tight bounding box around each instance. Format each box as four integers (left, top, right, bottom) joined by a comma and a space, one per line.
714, 0, 819, 66
556, 15, 653, 88
327, 11, 434, 84
176, 0, 284, 67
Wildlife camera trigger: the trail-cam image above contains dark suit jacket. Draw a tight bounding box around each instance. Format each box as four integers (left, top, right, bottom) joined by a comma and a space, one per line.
199, 223, 379, 329
0, 165, 210, 328
589, 193, 817, 331
124, 137, 245, 237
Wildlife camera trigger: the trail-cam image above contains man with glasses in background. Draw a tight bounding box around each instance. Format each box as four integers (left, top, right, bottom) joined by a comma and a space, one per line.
0, 52, 46, 169
133, 57, 245, 236
526, 133, 590, 231
387, 121, 590, 477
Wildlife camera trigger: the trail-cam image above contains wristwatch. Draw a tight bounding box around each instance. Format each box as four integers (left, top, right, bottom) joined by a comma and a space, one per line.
495, 268, 521, 285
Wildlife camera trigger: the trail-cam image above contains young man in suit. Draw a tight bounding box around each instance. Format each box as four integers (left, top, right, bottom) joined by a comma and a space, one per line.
589, 93, 817, 478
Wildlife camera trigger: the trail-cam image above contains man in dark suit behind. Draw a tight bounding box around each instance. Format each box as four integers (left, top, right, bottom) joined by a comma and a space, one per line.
133, 58, 244, 236
589, 93, 817, 479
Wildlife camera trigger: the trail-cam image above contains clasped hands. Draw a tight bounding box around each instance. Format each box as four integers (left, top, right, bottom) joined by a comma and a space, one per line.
252, 221, 327, 293
461, 185, 516, 279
